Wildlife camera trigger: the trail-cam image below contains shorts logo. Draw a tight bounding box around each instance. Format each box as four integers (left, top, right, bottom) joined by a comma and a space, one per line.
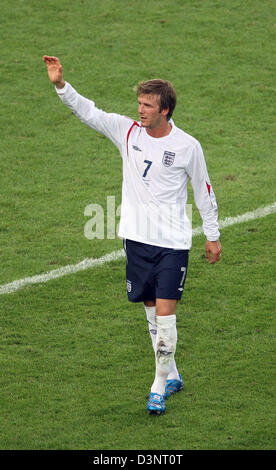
126, 280, 132, 292
162, 151, 175, 167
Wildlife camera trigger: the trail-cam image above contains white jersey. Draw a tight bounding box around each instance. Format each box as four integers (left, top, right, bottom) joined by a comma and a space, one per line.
56, 82, 220, 249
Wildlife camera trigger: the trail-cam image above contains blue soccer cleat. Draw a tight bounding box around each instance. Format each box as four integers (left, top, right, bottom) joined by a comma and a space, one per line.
164, 374, 184, 399
147, 393, 166, 415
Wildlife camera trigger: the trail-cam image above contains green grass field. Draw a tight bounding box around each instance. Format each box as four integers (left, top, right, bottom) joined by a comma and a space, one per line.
0, 0, 275, 450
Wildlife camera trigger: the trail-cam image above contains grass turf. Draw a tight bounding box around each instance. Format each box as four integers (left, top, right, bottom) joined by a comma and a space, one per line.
0, 0, 275, 450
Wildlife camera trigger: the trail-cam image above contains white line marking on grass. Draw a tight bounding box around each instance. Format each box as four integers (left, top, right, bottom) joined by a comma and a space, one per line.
1, 202, 275, 295
0, 250, 125, 295
192, 201, 276, 236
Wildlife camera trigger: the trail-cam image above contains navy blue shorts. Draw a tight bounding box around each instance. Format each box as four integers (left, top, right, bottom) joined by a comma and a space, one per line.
123, 239, 189, 303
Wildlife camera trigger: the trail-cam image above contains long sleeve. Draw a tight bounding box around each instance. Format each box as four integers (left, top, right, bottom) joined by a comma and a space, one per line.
186, 142, 220, 241
55, 82, 132, 151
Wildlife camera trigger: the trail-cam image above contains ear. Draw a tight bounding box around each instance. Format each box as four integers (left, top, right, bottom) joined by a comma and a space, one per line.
161, 107, 170, 117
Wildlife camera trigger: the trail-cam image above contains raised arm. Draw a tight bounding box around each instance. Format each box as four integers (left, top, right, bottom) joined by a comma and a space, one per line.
43, 55, 134, 153
43, 56, 65, 89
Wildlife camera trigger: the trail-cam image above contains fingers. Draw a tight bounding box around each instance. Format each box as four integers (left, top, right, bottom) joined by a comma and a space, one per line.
205, 240, 222, 264
43, 55, 60, 66
210, 251, 221, 264
205, 247, 210, 262
210, 248, 222, 264
43, 55, 58, 62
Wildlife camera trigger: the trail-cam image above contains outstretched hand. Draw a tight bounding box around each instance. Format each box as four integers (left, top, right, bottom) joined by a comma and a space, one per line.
205, 240, 222, 264
43, 55, 65, 88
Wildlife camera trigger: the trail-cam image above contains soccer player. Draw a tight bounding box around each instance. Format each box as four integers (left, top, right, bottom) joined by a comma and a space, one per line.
43, 55, 222, 415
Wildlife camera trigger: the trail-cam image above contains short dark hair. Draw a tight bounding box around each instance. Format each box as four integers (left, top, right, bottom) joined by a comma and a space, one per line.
135, 79, 177, 120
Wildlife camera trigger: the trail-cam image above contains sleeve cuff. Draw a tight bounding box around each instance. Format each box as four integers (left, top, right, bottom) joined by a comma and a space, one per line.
206, 236, 220, 242
55, 81, 69, 94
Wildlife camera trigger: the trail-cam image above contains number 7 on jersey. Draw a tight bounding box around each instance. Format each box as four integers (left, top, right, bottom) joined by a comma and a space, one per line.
143, 160, 152, 178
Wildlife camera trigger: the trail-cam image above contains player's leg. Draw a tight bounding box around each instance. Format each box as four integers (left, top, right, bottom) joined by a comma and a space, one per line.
144, 299, 180, 379
149, 249, 189, 403
150, 299, 178, 396
146, 299, 178, 414
144, 300, 157, 351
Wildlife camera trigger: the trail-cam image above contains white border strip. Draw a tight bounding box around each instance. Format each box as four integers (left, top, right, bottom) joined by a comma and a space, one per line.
1, 202, 275, 295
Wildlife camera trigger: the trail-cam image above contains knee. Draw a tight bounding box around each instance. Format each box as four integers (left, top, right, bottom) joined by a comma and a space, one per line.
156, 307, 175, 316
156, 299, 177, 316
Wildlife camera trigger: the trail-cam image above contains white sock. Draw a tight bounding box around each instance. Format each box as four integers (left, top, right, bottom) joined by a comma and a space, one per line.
144, 305, 180, 382
144, 305, 157, 350
151, 315, 178, 395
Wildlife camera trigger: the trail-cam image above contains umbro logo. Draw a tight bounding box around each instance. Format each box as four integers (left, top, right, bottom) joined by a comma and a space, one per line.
132, 145, 142, 152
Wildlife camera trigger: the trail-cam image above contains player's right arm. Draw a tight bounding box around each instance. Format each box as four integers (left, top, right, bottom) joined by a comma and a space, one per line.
43, 55, 132, 150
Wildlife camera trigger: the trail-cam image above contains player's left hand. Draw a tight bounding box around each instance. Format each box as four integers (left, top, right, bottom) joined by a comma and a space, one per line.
205, 240, 222, 264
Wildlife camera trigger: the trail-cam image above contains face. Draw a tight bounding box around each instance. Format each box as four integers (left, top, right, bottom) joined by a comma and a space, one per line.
138, 93, 168, 129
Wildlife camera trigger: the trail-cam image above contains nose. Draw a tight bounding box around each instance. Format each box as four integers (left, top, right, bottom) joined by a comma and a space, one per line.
139, 103, 145, 114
